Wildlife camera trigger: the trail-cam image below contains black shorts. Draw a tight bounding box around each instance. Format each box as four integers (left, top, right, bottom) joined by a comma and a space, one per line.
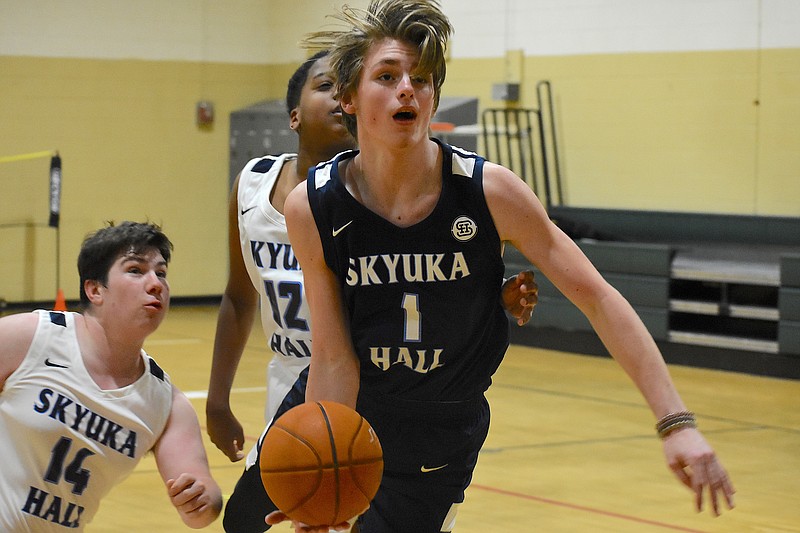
222, 367, 309, 533
355, 393, 491, 533
222, 458, 277, 533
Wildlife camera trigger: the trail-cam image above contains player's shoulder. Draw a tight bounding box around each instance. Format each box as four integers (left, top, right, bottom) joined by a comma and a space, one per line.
240, 154, 295, 186
239, 153, 296, 205
285, 178, 313, 225
0, 311, 41, 383
0, 310, 41, 341
243, 153, 295, 174
166, 384, 196, 422
434, 139, 484, 181
307, 149, 356, 193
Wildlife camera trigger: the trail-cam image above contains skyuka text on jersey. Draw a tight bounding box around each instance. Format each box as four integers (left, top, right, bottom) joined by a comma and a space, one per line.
249, 240, 299, 271
346, 252, 470, 286
33, 388, 139, 458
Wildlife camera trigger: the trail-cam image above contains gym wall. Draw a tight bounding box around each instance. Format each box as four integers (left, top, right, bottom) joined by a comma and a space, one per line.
0, 0, 797, 303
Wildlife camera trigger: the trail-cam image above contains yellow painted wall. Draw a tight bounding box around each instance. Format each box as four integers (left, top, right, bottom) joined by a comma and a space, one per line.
2, 46, 799, 304
0, 56, 283, 303
445, 48, 800, 214
756, 48, 800, 214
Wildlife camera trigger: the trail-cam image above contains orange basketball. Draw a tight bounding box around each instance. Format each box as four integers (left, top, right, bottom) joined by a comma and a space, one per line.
259, 401, 384, 526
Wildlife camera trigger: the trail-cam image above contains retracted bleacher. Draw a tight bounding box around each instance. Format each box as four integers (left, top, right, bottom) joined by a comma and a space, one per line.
504, 207, 800, 379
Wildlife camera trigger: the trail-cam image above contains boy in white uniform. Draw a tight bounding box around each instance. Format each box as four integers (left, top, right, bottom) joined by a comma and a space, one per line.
0, 221, 222, 531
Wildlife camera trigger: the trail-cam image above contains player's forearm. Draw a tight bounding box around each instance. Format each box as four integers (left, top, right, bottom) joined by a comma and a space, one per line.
305, 353, 360, 408
586, 288, 686, 417
207, 293, 255, 406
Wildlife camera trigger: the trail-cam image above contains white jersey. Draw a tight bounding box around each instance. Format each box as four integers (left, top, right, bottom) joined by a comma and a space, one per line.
0, 310, 173, 532
238, 154, 311, 430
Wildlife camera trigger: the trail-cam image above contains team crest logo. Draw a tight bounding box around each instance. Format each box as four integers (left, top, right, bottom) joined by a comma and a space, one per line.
451, 216, 477, 242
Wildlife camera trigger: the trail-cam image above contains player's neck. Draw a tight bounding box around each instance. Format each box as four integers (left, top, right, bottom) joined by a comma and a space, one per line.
77, 313, 147, 389
345, 144, 442, 227
357, 137, 437, 182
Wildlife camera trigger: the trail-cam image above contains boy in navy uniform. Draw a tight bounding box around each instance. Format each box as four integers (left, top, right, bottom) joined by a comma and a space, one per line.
209, 51, 536, 533
273, 1, 735, 531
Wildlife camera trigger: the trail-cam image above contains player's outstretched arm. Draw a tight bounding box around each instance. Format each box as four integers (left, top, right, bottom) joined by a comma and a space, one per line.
483, 162, 735, 515
156, 387, 223, 528
206, 174, 259, 462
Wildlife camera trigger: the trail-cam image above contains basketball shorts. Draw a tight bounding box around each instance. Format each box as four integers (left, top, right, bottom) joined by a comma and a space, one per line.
222, 367, 309, 533
354, 393, 491, 533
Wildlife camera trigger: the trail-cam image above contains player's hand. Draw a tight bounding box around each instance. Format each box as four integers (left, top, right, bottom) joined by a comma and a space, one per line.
205, 405, 245, 461
265, 511, 352, 532
662, 427, 735, 516
502, 270, 538, 326
166, 473, 218, 517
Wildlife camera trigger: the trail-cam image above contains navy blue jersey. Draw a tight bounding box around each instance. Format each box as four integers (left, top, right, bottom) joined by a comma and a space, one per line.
307, 140, 509, 403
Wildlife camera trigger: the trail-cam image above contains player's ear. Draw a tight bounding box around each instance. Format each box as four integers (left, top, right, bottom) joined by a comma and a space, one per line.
340, 91, 356, 115
289, 107, 300, 131
84, 279, 104, 306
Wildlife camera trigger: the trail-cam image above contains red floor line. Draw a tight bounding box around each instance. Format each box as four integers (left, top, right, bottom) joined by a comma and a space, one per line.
470, 484, 706, 533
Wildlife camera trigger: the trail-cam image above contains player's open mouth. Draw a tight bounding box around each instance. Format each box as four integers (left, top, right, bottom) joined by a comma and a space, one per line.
393, 110, 416, 122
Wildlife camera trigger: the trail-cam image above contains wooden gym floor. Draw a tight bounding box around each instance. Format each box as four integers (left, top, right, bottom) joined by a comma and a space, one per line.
86, 304, 799, 532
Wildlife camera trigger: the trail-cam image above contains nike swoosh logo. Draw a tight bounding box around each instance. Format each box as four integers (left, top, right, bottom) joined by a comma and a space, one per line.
332, 220, 353, 237
45, 358, 69, 369
420, 464, 448, 473
240, 206, 257, 215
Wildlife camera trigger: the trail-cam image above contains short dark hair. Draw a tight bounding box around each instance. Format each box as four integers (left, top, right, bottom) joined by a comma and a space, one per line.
77, 221, 173, 306
285, 50, 331, 115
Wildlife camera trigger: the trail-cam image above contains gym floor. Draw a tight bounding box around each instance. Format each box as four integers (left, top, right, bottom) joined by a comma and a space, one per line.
88, 304, 800, 532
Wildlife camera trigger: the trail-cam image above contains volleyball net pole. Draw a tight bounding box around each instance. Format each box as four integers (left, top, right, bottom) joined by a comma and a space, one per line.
0, 150, 64, 310
49, 153, 65, 310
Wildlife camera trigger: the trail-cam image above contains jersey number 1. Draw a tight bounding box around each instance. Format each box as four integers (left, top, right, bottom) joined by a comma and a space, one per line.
402, 293, 421, 342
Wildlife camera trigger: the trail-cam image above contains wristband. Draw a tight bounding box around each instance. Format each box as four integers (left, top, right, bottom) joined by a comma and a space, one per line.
655, 411, 697, 439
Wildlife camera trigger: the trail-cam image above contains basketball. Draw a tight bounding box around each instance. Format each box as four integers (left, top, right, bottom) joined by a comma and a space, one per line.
259, 401, 384, 526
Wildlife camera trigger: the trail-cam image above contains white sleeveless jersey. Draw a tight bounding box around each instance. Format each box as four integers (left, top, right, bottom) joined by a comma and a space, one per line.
0, 310, 173, 532
238, 154, 311, 429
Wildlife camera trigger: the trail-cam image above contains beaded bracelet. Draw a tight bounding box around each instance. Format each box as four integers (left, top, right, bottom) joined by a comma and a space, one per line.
655, 411, 697, 439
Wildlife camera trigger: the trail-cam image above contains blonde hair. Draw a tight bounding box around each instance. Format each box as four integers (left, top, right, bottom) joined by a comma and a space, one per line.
304, 0, 453, 137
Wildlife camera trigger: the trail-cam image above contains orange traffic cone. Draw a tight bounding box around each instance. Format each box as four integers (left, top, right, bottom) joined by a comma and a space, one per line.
54, 288, 67, 311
